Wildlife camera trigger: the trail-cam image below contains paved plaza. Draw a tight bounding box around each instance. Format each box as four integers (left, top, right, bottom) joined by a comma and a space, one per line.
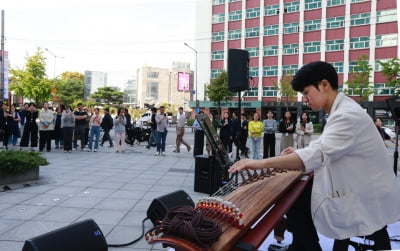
0, 129, 399, 250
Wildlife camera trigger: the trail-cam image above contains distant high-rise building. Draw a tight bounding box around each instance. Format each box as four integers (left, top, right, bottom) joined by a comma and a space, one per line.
84, 71, 107, 101
136, 63, 193, 109
123, 79, 138, 105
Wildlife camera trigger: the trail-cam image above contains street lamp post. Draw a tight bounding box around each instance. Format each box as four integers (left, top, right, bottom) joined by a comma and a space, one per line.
184, 42, 198, 111
45, 48, 64, 78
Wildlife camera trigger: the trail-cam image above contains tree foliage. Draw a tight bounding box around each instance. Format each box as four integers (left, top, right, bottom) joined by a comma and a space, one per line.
273, 75, 297, 102
91, 86, 124, 105
206, 71, 234, 115
344, 55, 374, 102
379, 58, 400, 94
55, 72, 85, 106
9, 48, 52, 104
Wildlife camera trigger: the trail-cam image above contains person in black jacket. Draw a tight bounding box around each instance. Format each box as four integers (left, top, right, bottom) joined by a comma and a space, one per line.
19, 102, 39, 151
100, 108, 114, 147
230, 110, 248, 159
0, 103, 8, 149
219, 111, 232, 156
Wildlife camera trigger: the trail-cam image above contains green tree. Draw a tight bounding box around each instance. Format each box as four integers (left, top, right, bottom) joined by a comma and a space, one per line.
344, 55, 374, 102
273, 75, 297, 102
206, 71, 234, 116
55, 72, 85, 105
91, 86, 124, 105
379, 58, 400, 95
9, 48, 52, 104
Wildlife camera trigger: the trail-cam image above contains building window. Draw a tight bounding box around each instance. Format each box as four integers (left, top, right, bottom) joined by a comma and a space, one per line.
263, 65, 279, 77
350, 36, 369, 49
283, 22, 299, 34
147, 72, 159, 78
264, 45, 279, 56
212, 31, 225, 42
229, 10, 242, 21
211, 69, 223, 79
283, 44, 299, 55
146, 82, 159, 100
244, 87, 258, 97
305, 0, 322, 10
351, 0, 368, 3
375, 59, 391, 71
246, 27, 260, 38
264, 24, 279, 36
229, 0, 240, 2
326, 39, 344, 51
349, 61, 367, 72
211, 50, 224, 60
374, 84, 396, 96
282, 64, 298, 75
265, 4, 279, 16
246, 47, 259, 57
331, 61, 344, 73
263, 86, 278, 97
212, 13, 225, 24
212, 0, 225, 5
284, 1, 300, 13
228, 29, 242, 40
304, 41, 321, 53
350, 12, 370, 26
249, 67, 259, 78
376, 9, 397, 23
304, 19, 321, 31
327, 0, 345, 6
326, 16, 345, 29
246, 7, 260, 19
376, 34, 397, 48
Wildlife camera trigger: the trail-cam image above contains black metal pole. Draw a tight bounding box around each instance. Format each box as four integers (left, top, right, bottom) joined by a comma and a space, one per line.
236, 90, 241, 161
394, 122, 398, 176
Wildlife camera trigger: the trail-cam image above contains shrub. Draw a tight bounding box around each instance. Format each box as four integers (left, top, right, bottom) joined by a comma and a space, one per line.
0, 150, 49, 175
186, 118, 195, 127
313, 123, 322, 133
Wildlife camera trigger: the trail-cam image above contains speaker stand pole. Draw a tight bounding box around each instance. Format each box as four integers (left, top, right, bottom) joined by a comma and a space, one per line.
236, 90, 241, 162
394, 122, 398, 176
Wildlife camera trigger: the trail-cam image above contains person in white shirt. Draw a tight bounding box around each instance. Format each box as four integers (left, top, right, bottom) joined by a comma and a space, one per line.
229, 61, 400, 251
173, 107, 191, 153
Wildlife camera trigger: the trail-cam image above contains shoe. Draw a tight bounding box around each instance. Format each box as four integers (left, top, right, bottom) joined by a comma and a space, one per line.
187, 146, 191, 152
115, 150, 119, 153
81, 148, 85, 151
72, 148, 77, 151
173, 149, 180, 153
161, 152, 166, 156
109, 145, 114, 148
55, 146, 59, 149
145, 146, 150, 149
99, 143, 103, 147
60, 146, 63, 149
155, 152, 160, 156
87, 149, 92, 152
64, 150, 67, 153
94, 149, 97, 152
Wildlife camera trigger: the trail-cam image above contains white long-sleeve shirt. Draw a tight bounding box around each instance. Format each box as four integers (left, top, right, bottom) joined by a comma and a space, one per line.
296, 92, 400, 239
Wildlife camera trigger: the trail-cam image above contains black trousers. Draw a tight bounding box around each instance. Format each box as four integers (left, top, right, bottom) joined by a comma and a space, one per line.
193, 130, 204, 156
39, 130, 53, 151
286, 178, 322, 251
63, 127, 74, 151
333, 226, 391, 251
263, 133, 276, 158
20, 123, 38, 148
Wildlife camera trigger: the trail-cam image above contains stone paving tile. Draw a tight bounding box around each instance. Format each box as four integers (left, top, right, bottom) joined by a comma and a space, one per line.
0, 192, 37, 204
0, 220, 66, 241
21, 193, 69, 207
94, 198, 138, 211
77, 208, 127, 225
32, 206, 89, 223
58, 195, 104, 208
0, 205, 51, 221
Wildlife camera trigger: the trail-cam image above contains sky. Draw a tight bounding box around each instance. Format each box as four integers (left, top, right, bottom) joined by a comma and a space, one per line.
2, 0, 198, 88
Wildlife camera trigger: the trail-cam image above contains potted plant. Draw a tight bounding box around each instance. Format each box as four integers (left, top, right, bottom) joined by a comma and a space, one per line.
0, 150, 49, 185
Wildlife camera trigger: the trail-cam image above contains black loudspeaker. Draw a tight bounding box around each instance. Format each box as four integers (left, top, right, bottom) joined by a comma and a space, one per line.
146, 190, 195, 226
228, 48, 250, 92
194, 155, 222, 195
22, 219, 107, 251
387, 95, 400, 123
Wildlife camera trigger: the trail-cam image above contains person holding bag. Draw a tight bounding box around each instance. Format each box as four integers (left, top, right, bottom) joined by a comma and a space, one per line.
229, 61, 400, 251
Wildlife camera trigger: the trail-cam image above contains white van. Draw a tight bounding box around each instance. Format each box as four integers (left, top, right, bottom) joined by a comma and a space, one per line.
138, 111, 152, 124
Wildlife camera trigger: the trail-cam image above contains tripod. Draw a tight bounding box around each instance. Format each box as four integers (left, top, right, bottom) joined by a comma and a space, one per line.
393, 122, 398, 176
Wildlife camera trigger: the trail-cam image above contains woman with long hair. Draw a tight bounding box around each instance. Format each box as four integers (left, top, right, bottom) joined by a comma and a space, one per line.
279, 111, 295, 152
248, 112, 263, 159
114, 108, 127, 153
296, 112, 314, 149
